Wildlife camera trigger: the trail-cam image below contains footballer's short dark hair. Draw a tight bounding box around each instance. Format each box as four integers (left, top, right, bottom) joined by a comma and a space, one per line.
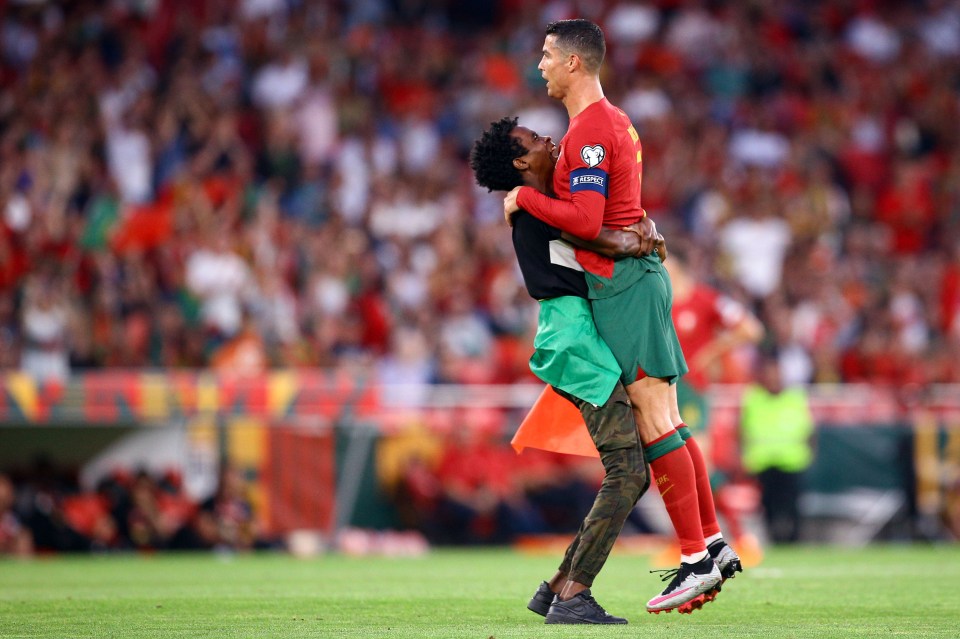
470, 116, 526, 192
545, 19, 605, 74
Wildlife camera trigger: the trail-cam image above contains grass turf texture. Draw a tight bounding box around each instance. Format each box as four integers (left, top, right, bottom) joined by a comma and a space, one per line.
1, 545, 958, 638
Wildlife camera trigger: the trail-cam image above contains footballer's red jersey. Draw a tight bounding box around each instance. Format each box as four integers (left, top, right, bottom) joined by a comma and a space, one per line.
672, 284, 748, 390
517, 98, 644, 277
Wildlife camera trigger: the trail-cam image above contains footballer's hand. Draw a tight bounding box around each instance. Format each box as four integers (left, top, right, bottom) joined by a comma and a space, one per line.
503, 186, 522, 226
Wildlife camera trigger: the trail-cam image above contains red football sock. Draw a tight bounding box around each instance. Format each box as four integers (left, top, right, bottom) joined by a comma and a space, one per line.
680, 427, 722, 539
646, 432, 706, 557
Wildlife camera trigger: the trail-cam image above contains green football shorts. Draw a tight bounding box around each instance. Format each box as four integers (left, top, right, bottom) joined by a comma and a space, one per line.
589, 265, 688, 386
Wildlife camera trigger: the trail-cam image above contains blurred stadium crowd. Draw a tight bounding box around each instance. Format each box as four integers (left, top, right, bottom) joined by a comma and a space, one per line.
0, 429, 630, 554
0, 465, 273, 555
4, 0, 960, 553
3, 0, 960, 387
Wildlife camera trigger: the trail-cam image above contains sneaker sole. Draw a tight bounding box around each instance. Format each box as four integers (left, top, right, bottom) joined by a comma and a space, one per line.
719, 558, 743, 582
647, 583, 722, 615
545, 616, 590, 624
528, 598, 551, 617
647, 591, 714, 615
545, 616, 628, 625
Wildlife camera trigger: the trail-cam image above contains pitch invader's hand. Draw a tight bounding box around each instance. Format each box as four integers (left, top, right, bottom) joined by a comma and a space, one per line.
635, 215, 658, 256
503, 186, 522, 226
622, 216, 662, 258
654, 233, 667, 262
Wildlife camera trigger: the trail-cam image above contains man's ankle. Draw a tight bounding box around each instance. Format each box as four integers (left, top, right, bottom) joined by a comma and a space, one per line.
548, 571, 568, 594
559, 580, 588, 601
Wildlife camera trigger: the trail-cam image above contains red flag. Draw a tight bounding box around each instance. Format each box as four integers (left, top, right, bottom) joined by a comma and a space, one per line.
110, 199, 173, 254
511, 386, 598, 458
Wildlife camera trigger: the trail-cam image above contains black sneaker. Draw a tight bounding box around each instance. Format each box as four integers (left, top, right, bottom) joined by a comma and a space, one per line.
545, 589, 628, 624
527, 581, 555, 617
708, 539, 743, 581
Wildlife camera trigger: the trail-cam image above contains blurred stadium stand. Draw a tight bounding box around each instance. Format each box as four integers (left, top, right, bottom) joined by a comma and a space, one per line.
2, 373, 959, 551
2, 1, 960, 552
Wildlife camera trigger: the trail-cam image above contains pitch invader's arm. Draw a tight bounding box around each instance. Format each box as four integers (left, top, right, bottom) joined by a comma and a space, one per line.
561, 224, 667, 262
512, 190, 661, 258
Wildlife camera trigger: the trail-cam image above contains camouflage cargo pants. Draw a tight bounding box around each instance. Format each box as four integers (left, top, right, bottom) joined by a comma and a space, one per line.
554, 382, 649, 586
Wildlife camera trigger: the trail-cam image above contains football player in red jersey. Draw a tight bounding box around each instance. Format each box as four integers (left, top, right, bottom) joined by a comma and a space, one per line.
503, 19, 736, 614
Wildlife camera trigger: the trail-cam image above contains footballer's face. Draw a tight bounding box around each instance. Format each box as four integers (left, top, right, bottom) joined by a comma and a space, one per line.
538, 35, 569, 100
510, 126, 557, 193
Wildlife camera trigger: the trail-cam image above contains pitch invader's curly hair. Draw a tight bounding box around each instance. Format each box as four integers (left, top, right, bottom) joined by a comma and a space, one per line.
470, 116, 526, 192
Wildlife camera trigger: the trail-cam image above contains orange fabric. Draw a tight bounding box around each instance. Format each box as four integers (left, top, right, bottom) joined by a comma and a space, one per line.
511, 386, 598, 458
211, 329, 268, 375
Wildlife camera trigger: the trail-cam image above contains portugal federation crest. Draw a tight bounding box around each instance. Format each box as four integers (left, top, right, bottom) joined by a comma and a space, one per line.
580, 144, 606, 168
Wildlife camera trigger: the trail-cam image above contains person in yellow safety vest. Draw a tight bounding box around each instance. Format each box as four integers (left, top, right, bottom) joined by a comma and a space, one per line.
740, 354, 814, 543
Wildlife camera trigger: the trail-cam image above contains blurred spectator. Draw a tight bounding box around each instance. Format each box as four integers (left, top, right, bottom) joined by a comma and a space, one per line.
185, 226, 254, 343
17, 457, 93, 552
126, 470, 182, 549
61, 488, 119, 552
19, 276, 71, 382
193, 465, 265, 552
518, 450, 600, 534
718, 182, 792, 304
420, 408, 546, 544
211, 313, 268, 376
740, 354, 815, 543
251, 48, 308, 112
377, 419, 445, 532
0, 473, 33, 557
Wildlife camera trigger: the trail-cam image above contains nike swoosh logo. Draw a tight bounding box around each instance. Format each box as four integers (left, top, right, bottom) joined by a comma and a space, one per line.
649, 586, 694, 606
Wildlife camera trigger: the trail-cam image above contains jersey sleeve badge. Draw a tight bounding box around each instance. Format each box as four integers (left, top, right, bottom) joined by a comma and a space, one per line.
571, 144, 608, 196
580, 144, 606, 168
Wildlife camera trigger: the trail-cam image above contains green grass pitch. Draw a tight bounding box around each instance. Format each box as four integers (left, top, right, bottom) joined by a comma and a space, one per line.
1, 544, 958, 638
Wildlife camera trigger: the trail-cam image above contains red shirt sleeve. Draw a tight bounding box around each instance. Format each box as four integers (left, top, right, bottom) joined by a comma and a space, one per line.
515, 110, 620, 241
515, 187, 605, 240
